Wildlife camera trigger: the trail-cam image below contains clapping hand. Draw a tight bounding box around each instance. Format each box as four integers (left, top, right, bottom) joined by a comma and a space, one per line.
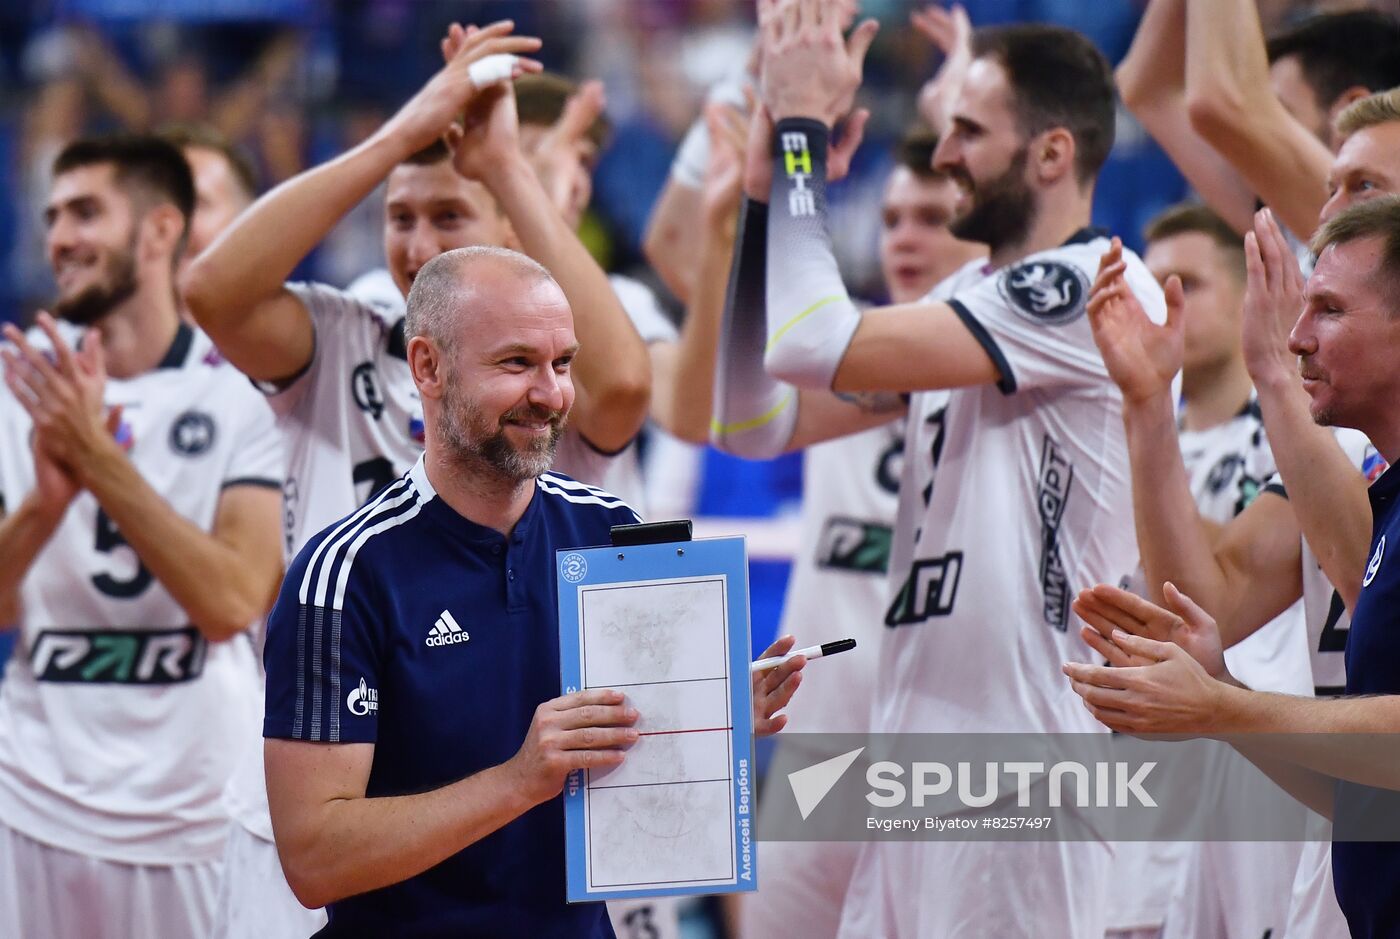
1087, 238, 1184, 405
912, 4, 973, 135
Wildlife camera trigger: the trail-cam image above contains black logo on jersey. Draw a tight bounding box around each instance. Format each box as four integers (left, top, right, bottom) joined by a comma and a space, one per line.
885, 552, 963, 627
352, 361, 385, 420
817, 518, 893, 574
1000, 260, 1088, 326
31, 627, 207, 684
283, 477, 300, 559
876, 432, 905, 497
169, 411, 216, 456
1038, 435, 1074, 631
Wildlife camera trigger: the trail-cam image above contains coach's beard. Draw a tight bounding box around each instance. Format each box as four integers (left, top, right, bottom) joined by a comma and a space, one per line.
440, 385, 567, 483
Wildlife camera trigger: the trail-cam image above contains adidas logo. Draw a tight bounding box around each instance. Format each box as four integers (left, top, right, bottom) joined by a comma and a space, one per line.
426, 609, 470, 647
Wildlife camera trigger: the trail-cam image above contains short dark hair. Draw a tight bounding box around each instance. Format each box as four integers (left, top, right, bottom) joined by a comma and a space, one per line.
158, 123, 260, 202
513, 73, 612, 152
972, 24, 1116, 186
895, 126, 944, 181
1266, 11, 1400, 109
1144, 202, 1246, 280
53, 134, 195, 242
402, 139, 452, 166
1309, 195, 1400, 313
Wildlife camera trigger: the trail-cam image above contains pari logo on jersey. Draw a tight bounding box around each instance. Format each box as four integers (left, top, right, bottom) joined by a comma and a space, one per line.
999, 260, 1088, 326
817, 517, 893, 574
347, 677, 379, 716
31, 627, 207, 684
426, 609, 470, 647
1365, 535, 1386, 588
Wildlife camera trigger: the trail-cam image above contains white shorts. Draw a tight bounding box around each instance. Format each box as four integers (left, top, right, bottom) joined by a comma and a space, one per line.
1284, 837, 1350, 939
0, 819, 219, 939
835, 837, 1111, 939
606, 897, 682, 939
741, 839, 861, 938
1161, 839, 1301, 939
211, 822, 326, 939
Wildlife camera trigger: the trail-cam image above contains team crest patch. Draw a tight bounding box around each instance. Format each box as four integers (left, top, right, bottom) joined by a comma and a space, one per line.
999, 260, 1088, 326
169, 411, 216, 456
352, 361, 385, 420
1365, 535, 1386, 587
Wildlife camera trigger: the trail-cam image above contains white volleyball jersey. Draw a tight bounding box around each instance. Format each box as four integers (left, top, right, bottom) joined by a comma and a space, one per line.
1262, 427, 1386, 695
879, 232, 1166, 736
270, 282, 426, 561
0, 324, 281, 864
1179, 401, 1312, 695
778, 417, 910, 735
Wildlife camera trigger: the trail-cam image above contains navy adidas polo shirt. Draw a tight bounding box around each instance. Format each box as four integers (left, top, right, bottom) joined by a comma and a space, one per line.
1333, 464, 1400, 939
264, 458, 639, 938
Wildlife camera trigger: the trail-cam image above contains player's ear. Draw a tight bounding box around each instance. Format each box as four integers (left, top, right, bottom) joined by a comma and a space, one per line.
1032, 127, 1075, 187
407, 335, 446, 400
140, 203, 186, 266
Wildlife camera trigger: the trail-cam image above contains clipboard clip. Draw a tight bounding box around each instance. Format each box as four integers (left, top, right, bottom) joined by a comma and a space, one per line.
610, 519, 693, 547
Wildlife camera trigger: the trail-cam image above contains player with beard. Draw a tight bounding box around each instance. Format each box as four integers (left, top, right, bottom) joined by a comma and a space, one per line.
181, 23, 656, 938
0, 135, 283, 938
712, 123, 986, 938
720, 4, 1167, 934
260, 246, 806, 937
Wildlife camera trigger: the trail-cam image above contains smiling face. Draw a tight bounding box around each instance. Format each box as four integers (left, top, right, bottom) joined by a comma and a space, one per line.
879, 165, 984, 303
45, 163, 143, 326
384, 159, 513, 297
1289, 235, 1400, 433
414, 259, 578, 482
933, 58, 1036, 252
1321, 121, 1400, 224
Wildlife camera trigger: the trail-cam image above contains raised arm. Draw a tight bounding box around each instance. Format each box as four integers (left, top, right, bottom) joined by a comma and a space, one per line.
1243, 209, 1372, 609
266, 688, 636, 909
1115, 0, 1256, 234
1183, 0, 1333, 240
182, 23, 541, 385
1086, 242, 1303, 644
649, 104, 745, 443
454, 84, 649, 453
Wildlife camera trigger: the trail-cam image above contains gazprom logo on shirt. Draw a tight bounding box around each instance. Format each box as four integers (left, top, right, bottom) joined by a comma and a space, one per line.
347, 677, 378, 716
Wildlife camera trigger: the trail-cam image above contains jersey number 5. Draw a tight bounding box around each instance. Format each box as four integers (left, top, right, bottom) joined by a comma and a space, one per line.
92, 509, 154, 598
